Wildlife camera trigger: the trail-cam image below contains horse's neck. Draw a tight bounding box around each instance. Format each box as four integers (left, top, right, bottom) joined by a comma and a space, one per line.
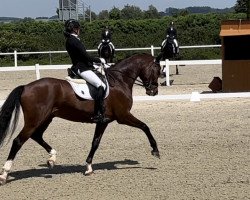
111, 63, 141, 87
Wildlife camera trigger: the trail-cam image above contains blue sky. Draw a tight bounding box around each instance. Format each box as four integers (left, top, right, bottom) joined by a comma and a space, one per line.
0, 0, 237, 18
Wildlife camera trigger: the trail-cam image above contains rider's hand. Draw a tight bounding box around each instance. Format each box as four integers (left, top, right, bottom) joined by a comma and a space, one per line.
99, 58, 106, 64
104, 63, 110, 69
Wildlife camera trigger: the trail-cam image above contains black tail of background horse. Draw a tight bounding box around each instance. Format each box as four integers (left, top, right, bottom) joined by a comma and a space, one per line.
0, 85, 24, 147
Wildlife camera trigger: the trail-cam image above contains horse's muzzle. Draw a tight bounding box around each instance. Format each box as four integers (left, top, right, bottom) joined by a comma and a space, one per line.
146, 89, 158, 96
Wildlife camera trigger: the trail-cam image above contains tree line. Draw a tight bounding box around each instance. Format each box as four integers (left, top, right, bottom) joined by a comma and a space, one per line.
0, 11, 247, 66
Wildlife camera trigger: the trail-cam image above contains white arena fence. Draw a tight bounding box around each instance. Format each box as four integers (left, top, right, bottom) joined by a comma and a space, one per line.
0, 44, 221, 67
0, 44, 249, 103
160, 59, 222, 87
0, 62, 249, 105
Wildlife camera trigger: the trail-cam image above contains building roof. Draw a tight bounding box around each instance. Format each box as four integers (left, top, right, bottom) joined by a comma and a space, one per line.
220, 20, 250, 36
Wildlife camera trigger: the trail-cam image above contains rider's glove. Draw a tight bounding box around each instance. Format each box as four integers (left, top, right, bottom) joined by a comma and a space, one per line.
104, 63, 110, 69
99, 58, 106, 64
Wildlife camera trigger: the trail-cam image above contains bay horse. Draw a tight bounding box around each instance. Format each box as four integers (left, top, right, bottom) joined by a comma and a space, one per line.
0, 53, 161, 185
99, 41, 114, 63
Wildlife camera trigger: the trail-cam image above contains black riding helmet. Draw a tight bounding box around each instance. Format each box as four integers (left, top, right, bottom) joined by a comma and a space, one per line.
64, 19, 80, 33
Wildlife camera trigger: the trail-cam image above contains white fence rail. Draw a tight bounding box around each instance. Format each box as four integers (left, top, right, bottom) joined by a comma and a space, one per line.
0, 45, 221, 67
1, 44, 249, 102
0, 64, 71, 80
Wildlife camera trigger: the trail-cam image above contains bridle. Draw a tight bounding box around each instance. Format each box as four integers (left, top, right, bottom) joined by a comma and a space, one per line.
139, 63, 159, 91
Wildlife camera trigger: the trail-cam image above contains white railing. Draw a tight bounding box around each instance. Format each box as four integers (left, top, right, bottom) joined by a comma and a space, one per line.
0, 64, 71, 80
0, 45, 221, 67
160, 59, 222, 86
0, 60, 250, 104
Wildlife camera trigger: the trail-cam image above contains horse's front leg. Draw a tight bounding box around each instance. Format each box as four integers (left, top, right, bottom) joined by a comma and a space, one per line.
176, 65, 179, 75
85, 123, 108, 175
117, 112, 160, 158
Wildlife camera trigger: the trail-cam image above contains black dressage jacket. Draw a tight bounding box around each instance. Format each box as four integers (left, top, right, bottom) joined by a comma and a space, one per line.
65, 34, 101, 73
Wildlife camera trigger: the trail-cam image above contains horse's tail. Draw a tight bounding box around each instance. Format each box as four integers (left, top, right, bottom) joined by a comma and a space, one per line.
0, 85, 24, 147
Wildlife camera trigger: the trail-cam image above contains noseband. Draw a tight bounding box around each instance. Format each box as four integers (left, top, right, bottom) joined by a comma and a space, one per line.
142, 80, 158, 91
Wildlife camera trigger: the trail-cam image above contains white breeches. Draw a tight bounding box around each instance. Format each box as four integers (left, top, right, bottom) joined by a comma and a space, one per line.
173, 39, 178, 47
109, 42, 115, 50
98, 42, 115, 50
162, 39, 179, 48
78, 70, 105, 88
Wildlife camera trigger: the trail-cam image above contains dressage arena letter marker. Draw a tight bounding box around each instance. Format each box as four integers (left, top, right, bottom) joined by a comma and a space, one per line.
190, 92, 200, 102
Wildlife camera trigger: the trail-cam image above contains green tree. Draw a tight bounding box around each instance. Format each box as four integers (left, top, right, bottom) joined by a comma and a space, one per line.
235, 0, 247, 12
98, 10, 109, 20
144, 5, 161, 19
235, 0, 250, 19
120, 5, 143, 19
109, 7, 121, 20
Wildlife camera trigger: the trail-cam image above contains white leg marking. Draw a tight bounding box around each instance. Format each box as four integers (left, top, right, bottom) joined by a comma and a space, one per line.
85, 163, 93, 175
2, 160, 13, 172
48, 149, 57, 162
0, 160, 13, 184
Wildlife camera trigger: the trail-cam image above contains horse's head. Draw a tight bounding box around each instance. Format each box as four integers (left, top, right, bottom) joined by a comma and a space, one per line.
140, 60, 161, 96
107, 54, 160, 96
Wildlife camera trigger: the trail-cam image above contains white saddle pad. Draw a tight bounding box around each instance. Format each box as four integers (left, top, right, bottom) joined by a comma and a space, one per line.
66, 76, 109, 100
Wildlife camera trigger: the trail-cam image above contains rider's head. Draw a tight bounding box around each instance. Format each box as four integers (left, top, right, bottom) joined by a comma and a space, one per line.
105, 26, 109, 30
64, 19, 80, 35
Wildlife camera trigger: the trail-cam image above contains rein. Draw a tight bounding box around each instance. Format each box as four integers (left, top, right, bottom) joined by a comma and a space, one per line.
106, 61, 158, 90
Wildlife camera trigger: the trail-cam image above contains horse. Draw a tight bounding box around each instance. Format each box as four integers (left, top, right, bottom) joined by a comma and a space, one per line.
99, 41, 114, 63
161, 37, 179, 75
0, 53, 161, 185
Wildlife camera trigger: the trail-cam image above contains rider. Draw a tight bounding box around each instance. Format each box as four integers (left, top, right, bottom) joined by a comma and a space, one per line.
97, 26, 115, 58
155, 21, 179, 64
165, 21, 179, 54
64, 19, 109, 123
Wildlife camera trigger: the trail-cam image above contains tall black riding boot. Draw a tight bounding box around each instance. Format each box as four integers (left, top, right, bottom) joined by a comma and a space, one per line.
91, 86, 109, 123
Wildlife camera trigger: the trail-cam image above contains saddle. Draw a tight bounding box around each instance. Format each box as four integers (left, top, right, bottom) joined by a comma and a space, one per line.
67, 67, 109, 100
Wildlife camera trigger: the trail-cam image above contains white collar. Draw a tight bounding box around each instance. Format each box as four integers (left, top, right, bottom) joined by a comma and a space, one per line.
71, 33, 80, 40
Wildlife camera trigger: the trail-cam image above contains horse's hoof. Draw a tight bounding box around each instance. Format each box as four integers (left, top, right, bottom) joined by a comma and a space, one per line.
84, 171, 94, 176
151, 150, 160, 159
0, 175, 7, 186
47, 160, 55, 169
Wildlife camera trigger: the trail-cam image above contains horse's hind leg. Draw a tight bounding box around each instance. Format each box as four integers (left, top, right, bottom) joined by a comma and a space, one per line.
0, 118, 54, 185
0, 126, 35, 185
30, 118, 56, 168
117, 113, 160, 158
85, 123, 108, 175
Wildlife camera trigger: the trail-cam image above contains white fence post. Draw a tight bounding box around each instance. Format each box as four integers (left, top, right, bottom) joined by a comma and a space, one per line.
151, 45, 154, 56
35, 64, 40, 80
14, 50, 17, 67
165, 59, 170, 86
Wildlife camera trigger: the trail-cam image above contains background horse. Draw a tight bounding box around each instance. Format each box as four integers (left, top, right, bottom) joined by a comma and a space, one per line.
0, 53, 161, 185
99, 42, 114, 63
161, 37, 179, 75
